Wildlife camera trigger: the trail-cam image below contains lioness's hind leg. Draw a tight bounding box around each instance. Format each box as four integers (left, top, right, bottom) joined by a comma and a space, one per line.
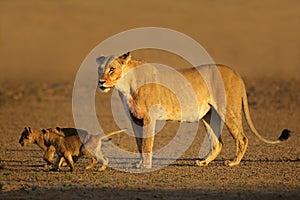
196, 119, 223, 167
224, 112, 248, 166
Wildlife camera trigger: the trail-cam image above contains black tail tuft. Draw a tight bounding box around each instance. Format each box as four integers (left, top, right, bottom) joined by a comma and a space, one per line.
278, 129, 291, 141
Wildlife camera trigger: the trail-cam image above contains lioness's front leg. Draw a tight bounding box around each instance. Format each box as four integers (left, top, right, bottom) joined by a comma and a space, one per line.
135, 119, 156, 169
128, 96, 144, 119
130, 120, 143, 167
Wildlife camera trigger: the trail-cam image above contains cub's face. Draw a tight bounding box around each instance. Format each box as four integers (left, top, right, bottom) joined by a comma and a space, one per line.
19, 127, 35, 146
97, 52, 131, 93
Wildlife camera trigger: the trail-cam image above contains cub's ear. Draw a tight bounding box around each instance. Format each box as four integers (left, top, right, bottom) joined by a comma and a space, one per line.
25, 127, 32, 133
55, 127, 61, 132
118, 52, 131, 64
96, 56, 106, 64
41, 129, 47, 134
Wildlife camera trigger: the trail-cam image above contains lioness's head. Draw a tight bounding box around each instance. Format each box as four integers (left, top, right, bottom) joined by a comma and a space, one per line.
97, 52, 131, 93
19, 127, 35, 146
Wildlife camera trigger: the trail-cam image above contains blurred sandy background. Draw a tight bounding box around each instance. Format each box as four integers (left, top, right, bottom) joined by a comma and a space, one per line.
1, 0, 299, 84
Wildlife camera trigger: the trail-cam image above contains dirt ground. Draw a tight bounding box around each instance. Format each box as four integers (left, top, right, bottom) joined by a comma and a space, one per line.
1, 0, 300, 199
0, 79, 299, 199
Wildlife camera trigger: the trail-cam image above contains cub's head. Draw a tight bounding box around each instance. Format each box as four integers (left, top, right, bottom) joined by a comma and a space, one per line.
97, 52, 131, 93
19, 127, 35, 146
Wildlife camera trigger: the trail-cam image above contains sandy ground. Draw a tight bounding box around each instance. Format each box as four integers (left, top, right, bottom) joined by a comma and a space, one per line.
0, 0, 300, 199
0, 79, 299, 199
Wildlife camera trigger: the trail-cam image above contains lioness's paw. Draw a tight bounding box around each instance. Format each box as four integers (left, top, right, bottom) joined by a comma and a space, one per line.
196, 160, 209, 167
134, 161, 151, 169
224, 160, 239, 167
133, 160, 143, 169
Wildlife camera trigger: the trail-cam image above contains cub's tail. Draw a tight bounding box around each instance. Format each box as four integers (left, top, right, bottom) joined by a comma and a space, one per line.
100, 129, 127, 140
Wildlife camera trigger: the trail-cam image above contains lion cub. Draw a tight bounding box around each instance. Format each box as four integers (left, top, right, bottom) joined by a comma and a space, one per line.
19, 127, 86, 167
42, 127, 125, 172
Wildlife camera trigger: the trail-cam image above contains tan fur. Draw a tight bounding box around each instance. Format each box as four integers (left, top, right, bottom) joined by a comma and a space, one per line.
19, 127, 56, 167
97, 52, 289, 169
19, 127, 85, 167
42, 128, 125, 172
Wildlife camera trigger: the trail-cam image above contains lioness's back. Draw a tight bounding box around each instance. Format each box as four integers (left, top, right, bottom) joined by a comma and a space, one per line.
179, 64, 245, 104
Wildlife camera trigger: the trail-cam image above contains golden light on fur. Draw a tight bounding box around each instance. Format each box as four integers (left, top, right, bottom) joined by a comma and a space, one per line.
97, 52, 290, 169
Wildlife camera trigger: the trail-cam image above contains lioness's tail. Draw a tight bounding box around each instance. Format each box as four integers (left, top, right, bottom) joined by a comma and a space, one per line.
241, 84, 290, 144
100, 129, 127, 140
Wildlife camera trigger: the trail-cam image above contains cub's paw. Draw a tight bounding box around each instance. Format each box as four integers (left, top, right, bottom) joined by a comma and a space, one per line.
49, 167, 60, 172
44, 164, 53, 169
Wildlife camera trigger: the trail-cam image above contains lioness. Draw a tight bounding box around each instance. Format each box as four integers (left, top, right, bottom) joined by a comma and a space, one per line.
19, 127, 87, 167
97, 52, 290, 169
42, 128, 125, 172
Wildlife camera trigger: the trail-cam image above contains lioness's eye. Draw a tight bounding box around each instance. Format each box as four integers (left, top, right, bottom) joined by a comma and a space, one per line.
109, 67, 115, 73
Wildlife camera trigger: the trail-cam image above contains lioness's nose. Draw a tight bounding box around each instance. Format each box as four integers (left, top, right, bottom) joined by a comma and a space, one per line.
99, 80, 106, 85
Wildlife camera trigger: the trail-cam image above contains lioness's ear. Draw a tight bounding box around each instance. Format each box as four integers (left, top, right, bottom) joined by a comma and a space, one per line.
96, 56, 106, 64
41, 129, 47, 134
118, 52, 131, 64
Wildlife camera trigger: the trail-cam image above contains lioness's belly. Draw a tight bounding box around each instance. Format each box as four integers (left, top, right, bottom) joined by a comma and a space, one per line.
133, 67, 212, 122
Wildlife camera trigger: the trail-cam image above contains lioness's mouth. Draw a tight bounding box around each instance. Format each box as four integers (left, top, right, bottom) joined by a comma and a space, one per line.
99, 86, 107, 90
99, 85, 112, 92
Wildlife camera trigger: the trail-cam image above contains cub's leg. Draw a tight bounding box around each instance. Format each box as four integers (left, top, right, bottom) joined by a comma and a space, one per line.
64, 152, 75, 172
196, 119, 223, 166
81, 146, 98, 170
95, 152, 108, 172
224, 111, 248, 166
43, 145, 55, 167
51, 155, 64, 171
